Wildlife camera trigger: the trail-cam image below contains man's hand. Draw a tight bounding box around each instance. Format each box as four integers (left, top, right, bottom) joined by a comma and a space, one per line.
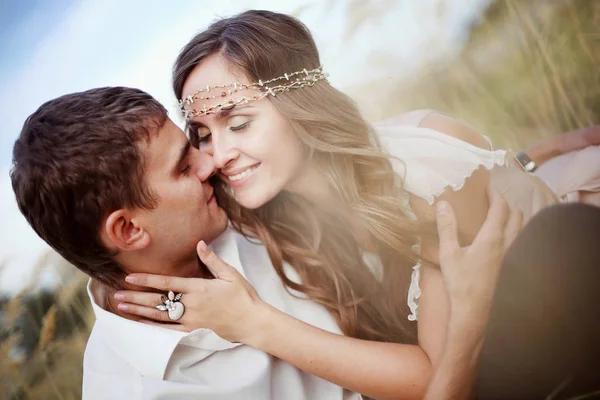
424, 186, 523, 400
436, 185, 523, 320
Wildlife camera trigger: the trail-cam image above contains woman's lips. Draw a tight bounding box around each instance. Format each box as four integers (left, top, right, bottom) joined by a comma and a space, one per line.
222, 164, 260, 187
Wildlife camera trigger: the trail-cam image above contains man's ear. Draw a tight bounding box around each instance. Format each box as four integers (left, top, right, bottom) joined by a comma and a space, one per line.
102, 209, 150, 251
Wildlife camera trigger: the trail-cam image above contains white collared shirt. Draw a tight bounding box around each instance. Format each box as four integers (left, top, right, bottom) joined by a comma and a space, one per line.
82, 226, 361, 400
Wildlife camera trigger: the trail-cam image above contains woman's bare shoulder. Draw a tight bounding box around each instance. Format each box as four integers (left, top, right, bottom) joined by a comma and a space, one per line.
419, 112, 490, 149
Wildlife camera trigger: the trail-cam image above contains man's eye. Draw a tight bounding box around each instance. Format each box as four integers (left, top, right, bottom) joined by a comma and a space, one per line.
187, 126, 211, 148
180, 164, 192, 175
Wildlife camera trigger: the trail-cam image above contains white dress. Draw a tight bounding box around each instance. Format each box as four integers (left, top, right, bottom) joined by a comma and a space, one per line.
371, 110, 557, 321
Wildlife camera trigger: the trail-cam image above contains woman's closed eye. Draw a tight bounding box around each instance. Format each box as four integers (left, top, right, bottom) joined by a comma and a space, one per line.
187, 125, 212, 147
197, 132, 212, 143
230, 120, 251, 132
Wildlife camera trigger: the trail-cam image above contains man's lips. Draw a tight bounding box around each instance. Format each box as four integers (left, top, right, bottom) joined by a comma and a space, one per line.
206, 188, 215, 203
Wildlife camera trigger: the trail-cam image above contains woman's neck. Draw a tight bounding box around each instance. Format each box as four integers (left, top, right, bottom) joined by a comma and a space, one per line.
286, 164, 376, 253
286, 163, 335, 207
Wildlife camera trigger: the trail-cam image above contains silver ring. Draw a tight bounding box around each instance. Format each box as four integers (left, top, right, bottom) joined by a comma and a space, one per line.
155, 290, 185, 321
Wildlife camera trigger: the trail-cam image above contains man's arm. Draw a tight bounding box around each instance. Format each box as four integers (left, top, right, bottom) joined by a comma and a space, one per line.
423, 310, 488, 399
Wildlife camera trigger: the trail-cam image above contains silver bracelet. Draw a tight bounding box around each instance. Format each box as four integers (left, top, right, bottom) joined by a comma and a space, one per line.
515, 151, 538, 172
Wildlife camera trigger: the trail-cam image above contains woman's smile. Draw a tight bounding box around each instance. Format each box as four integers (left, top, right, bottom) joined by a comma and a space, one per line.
221, 163, 260, 187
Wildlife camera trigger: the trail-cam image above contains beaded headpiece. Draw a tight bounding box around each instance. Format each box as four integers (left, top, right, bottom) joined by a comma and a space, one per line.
178, 66, 328, 119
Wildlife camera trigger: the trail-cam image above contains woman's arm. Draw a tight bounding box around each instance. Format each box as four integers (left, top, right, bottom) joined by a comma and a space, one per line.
524, 124, 600, 167
121, 245, 432, 400
413, 112, 493, 366
247, 302, 431, 399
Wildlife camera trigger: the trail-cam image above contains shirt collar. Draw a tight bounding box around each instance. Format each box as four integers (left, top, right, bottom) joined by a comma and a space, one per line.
86, 226, 245, 380
87, 279, 187, 380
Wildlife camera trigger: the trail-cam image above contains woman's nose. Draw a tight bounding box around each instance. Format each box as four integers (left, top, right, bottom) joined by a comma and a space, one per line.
211, 135, 239, 169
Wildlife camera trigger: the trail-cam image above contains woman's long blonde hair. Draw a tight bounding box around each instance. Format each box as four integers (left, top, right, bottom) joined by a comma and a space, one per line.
174, 10, 433, 344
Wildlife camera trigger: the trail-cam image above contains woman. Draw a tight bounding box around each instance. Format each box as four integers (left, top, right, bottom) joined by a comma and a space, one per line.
116, 10, 590, 398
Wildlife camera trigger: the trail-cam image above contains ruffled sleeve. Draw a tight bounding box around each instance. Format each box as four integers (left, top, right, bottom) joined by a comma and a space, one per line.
373, 123, 508, 321
375, 124, 508, 204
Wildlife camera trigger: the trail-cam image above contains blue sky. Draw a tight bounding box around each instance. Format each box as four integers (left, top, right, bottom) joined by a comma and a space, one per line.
0, 0, 72, 80
0, 0, 491, 294
1, 0, 214, 164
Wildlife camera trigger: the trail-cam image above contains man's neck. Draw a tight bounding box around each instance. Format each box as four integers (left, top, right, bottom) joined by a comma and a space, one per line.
104, 257, 213, 321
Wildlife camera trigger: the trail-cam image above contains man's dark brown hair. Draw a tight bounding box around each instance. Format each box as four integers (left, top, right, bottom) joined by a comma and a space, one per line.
11, 87, 168, 287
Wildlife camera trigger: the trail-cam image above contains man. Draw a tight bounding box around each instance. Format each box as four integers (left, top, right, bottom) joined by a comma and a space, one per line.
11, 87, 352, 399
9, 86, 532, 399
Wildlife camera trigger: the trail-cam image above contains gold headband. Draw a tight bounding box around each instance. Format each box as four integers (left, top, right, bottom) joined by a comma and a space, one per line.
179, 67, 328, 119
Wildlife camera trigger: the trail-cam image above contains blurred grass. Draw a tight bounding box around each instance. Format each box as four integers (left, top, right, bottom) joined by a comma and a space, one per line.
1, 0, 599, 398
351, 0, 600, 151
1, 258, 92, 399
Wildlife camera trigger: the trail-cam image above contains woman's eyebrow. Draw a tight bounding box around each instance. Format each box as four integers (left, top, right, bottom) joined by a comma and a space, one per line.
215, 104, 254, 122
185, 120, 199, 131
184, 104, 254, 130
